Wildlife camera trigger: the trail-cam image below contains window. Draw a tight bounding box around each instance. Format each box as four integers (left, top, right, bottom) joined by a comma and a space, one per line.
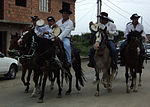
39, 0, 51, 12
15, 0, 26, 7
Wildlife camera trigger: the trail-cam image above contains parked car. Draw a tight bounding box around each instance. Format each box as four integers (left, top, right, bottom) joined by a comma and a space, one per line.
144, 43, 150, 59
116, 39, 125, 61
0, 52, 18, 79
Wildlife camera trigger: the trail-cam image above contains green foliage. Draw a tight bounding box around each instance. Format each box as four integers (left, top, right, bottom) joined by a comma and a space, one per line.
71, 30, 124, 56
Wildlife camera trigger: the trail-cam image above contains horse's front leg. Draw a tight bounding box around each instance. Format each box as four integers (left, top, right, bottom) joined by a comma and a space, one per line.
75, 71, 81, 91
133, 70, 138, 92
138, 70, 142, 87
21, 66, 28, 92
38, 72, 48, 103
125, 66, 130, 93
65, 69, 72, 95
56, 70, 62, 98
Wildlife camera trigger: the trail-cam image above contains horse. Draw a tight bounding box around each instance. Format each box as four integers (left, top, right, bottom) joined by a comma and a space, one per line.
124, 30, 143, 93
20, 28, 85, 103
8, 33, 37, 93
94, 27, 117, 96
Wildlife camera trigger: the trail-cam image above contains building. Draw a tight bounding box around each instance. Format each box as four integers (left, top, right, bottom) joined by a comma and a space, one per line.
0, 0, 76, 55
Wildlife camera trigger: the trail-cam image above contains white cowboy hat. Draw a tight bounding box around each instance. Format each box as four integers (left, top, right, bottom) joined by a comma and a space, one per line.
36, 19, 45, 27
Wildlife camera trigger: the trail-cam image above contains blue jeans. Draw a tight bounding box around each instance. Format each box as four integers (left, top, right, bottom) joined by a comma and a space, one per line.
108, 40, 118, 63
62, 38, 71, 64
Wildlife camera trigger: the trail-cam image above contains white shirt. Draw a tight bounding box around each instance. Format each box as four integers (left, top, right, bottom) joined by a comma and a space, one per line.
124, 22, 147, 40
56, 18, 74, 40
34, 25, 54, 40
96, 21, 118, 42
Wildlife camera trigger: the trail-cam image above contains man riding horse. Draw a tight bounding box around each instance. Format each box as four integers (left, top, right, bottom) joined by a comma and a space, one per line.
55, 8, 74, 68
88, 12, 118, 70
120, 13, 148, 66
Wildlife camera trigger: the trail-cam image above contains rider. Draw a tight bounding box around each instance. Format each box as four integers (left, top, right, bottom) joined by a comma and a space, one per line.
120, 13, 147, 66
55, 8, 74, 67
87, 12, 118, 69
18, 16, 39, 45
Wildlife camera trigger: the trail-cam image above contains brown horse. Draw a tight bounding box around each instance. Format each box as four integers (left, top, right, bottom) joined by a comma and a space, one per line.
124, 30, 143, 93
94, 27, 117, 96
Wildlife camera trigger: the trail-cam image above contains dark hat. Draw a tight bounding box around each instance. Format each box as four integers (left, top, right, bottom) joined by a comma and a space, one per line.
97, 12, 109, 19
47, 16, 55, 22
31, 16, 39, 21
59, 9, 72, 14
130, 13, 140, 20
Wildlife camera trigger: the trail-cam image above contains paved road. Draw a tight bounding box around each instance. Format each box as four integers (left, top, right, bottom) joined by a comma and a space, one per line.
0, 60, 150, 107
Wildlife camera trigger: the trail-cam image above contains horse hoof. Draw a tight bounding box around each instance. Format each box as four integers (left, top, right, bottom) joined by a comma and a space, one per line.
37, 99, 43, 103
76, 87, 81, 91
65, 91, 71, 95
31, 94, 37, 98
24, 90, 28, 93
95, 91, 99, 96
57, 94, 62, 98
107, 88, 112, 93
126, 90, 130, 93
138, 84, 142, 87
133, 90, 138, 92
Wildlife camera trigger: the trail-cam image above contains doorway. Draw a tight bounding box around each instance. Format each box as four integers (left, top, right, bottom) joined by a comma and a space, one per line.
0, 31, 7, 55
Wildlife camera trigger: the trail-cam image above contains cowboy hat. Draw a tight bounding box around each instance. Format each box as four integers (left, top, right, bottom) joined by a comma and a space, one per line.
36, 19, 45, 27
47, 16, 55, 22
130, 13, 140, 20
31, 16, 39, 21
97, 12, 114, 23
59, 8, 72, 14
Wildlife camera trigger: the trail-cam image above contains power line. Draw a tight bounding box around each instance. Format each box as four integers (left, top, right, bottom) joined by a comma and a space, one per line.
106, 0, 130, 15
103, 2, 129, 20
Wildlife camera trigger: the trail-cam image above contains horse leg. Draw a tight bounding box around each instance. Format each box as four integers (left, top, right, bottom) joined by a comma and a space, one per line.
50, 73, 55, 90
94, 68, 100, 96
125, 66, 130, 93
24, 68, 32, 93
133, 70, 138, 92
31, 70, 40, 97
75, 71, 81, 91
107, 69, 112, 93
61, 70, 64, 88
65, 69, 72, 95
38, 72, 48, 103
138, 70, 142, 87
56, 70, 62, 98
21, 66, 28, 92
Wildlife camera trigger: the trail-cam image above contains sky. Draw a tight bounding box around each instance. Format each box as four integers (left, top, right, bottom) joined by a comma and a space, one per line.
71, 0, 150, 35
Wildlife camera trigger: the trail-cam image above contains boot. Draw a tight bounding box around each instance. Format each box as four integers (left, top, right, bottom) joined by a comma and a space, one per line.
87, 55, 95, 68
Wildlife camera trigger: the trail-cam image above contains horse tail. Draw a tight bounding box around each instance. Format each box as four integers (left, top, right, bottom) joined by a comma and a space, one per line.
72, 48, 86, 87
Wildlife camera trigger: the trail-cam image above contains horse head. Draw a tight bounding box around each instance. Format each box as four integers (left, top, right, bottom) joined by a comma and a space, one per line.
8, 33, 21, 57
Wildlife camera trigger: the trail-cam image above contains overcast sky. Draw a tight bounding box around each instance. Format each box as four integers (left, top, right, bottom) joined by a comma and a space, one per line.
71, 0, 150, 35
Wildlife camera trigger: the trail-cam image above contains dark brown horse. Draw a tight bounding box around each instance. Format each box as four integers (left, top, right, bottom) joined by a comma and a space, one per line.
124, 30, 143, 93
8, 33, 36, 93
12, 28, 85, 103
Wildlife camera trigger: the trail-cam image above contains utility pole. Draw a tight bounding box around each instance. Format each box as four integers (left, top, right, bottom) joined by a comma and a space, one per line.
97, 0, 102, 23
